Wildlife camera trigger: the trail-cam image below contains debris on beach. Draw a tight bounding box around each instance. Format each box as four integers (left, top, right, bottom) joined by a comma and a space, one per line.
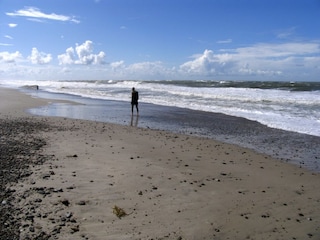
112, 205, 127, 219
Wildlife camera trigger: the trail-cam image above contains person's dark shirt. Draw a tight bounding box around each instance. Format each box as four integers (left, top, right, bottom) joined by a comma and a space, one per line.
132, 91, 139, 104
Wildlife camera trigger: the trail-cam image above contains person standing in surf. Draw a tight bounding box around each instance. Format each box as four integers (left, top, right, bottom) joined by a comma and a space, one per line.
131, 87, 139, 114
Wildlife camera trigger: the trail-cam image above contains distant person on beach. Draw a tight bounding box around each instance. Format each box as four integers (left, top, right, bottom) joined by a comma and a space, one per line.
131, 87, 139, 114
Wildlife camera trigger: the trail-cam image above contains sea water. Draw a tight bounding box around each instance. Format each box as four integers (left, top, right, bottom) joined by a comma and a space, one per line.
2, 79, 320, 137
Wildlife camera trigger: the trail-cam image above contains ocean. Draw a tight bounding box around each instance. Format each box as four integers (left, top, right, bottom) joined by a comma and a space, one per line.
2, 79, 320, 137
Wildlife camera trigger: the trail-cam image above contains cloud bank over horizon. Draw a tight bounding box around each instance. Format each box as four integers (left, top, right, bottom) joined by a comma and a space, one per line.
1, 40, 319, 81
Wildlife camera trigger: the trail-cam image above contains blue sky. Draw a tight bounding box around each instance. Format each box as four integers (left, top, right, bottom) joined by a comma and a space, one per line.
0, 0, 319, 81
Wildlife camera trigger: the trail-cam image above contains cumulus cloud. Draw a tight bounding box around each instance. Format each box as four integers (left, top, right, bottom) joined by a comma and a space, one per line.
58, 47, 75, 65
179, 49, 234, 75
6, 7, 79, 23
180, 50, 215, 74
0, 51, 22, 63
179, 42, 320, 78
29, 48, 52, 64
58, 41, 106, 65
75, 41, 104, 64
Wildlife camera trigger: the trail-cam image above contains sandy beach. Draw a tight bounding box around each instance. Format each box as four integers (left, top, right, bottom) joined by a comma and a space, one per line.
0, 88, 319, 240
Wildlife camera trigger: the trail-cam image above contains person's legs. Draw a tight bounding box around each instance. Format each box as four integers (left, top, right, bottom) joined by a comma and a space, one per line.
136, 103, 139, 113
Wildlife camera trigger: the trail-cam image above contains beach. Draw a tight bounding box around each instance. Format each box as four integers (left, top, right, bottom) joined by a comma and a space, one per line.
1, 87, 319, 240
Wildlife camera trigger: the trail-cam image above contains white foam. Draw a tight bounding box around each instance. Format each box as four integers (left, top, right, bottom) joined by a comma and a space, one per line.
2, 79, 320, 137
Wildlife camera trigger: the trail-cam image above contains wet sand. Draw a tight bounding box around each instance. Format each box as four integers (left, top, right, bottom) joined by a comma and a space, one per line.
0, 87, 319, 240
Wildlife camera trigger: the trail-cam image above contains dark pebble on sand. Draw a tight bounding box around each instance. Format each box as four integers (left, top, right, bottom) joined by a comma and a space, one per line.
0, 118, 58, 239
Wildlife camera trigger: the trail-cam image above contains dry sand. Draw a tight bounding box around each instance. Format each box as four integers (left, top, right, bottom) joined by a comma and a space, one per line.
1, 88, 319, 240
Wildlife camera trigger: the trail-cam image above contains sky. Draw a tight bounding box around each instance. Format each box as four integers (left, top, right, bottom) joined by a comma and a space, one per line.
0, 0, 319, 81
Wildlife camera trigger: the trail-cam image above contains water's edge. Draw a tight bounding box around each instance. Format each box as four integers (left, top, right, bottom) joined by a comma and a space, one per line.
24, 88, 320, 172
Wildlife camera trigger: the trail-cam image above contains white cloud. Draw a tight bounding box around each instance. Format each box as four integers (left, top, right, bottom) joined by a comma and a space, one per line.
232, 43, 320, 78
6, 7, 80, 23
107, 60, 172, 79
179, 49, 234, 75
26, 18, 46, 23
8, 23, 17, 28
94, 52, 106, 65
178, 42, 320, 79
58, 47, 75, 65
29, 48, 52, 64
110, 60, 125, 70
58, 41, 106, 65
180, 50, 215, 74
235, 42, 320, 58
0, 51, 22, 63
127, 61, 167, 76
75, 41, 105, 65
5, 35, 13, 40
1, 40, 319, 81
0, 43, 13, 46
276, 27, 296, 39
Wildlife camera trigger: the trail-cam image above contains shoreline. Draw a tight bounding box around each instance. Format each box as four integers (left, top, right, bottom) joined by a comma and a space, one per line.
1, 87, 320, 239
20, 87, 320, 172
